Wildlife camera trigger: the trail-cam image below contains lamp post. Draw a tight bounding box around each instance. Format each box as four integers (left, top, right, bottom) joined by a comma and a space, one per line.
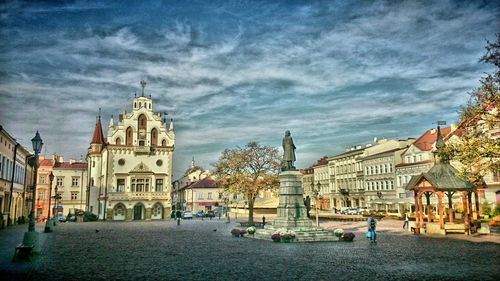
53, 177, 58, 226
44, 172, 54, 232
20, 131, 43, 253
312, 181, 320, 227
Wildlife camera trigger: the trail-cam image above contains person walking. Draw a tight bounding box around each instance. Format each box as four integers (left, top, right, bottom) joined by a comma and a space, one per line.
368, 216, 377, 243
403, 213, 409, 229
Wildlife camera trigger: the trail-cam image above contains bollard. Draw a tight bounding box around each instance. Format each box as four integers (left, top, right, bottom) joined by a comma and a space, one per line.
177, 218, 180, 226
262, 216, 266, 228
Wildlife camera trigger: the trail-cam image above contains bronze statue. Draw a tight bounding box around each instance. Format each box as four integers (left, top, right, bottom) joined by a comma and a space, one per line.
282, 130, 296, 171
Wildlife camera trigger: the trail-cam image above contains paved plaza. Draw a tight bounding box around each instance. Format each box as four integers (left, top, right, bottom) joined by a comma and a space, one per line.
1, 218, 499, 281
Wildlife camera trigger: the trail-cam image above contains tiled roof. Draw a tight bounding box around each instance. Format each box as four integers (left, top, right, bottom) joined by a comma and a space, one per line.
54, 162, 87, 170
91, 117, 105, 144
39, 159, 54, 166
413, 127, 452, 151
406, 163, 475, 191
187, 177, 217, 188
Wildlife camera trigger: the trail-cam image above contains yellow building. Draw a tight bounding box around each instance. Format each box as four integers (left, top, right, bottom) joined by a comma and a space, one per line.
53, 159, 88, 217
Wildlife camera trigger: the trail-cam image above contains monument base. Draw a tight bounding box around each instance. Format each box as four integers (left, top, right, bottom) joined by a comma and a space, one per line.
252, 170, 338, 242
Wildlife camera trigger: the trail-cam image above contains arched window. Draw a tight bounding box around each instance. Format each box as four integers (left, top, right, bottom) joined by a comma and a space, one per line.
151, 128, 158, 146
138, 114, 147, 128
161, 139, 166, 146
126, 127, 133, 145
116, 137, 122, 145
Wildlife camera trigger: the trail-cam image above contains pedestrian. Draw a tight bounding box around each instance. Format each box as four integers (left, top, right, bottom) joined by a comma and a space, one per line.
304, 196, 311, 218
403, 213, 409, 229
368, 215, 377, 243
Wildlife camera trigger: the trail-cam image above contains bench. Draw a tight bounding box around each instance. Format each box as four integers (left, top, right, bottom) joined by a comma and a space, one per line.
444, 224, 465, 234
13, 244, 33, 261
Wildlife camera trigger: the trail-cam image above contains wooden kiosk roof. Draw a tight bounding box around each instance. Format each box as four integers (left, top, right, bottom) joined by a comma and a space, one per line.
406, 162, 474, 192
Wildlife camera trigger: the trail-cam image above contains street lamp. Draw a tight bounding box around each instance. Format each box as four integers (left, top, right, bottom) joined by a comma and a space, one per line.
52, 174, 59, 226
312, 181, 320, 227
44, 172, 54, 232
19, 131, 43, 255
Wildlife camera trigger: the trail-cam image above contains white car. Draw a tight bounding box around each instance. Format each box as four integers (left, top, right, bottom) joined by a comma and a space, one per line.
182, 211, 193, 219
346, 208, 358, 215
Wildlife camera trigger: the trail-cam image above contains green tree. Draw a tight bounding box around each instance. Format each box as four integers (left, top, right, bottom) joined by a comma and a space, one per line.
447, 35, 500, 185
212, 142, 281, 225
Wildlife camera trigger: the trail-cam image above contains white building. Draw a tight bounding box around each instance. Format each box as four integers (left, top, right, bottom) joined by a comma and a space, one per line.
88, 81, 175, 221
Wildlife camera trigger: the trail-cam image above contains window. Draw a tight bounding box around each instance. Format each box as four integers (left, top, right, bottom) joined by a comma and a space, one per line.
117, 179, 125, 192
198, 192, 204, 199
208, 192, 212, 199
72, 177, 79, 187
91, 177, 94, 186
56, 177, 63, 187
218, 193, 222, 199
413, 155, 417, 163
233, 194, 237, 200
418, 154, 422, 162
39, 175, 46, 184
155, 179, 163, 192
131, 178, 150, 192
71, 192, 78, 200
92, 161, 95, 167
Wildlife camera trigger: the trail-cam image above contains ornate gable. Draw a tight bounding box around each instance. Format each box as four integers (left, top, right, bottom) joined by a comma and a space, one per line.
130, 162, 152, 173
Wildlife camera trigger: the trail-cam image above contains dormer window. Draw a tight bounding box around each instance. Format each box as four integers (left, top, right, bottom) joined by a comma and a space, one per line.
134, 102, 137, 108
149, 103, 151, 109
139, 102, 142, 108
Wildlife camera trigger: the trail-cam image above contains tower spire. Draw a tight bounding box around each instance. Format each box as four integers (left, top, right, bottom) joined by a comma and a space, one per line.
91, 110, 105, 145
140, 80, 146, 97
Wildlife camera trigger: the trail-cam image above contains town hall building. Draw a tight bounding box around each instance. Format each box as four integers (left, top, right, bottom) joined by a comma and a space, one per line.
87, 81, 175, 221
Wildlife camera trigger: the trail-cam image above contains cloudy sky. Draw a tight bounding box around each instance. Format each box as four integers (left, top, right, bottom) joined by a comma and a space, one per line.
0, 0, 498, 178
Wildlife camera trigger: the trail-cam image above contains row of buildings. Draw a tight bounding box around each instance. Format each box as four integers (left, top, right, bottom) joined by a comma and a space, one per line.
301, 120, 500, 214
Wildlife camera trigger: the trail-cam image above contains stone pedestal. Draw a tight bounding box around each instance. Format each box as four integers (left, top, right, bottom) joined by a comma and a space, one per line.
273, 171, 313, 228
252, 170, 337, 242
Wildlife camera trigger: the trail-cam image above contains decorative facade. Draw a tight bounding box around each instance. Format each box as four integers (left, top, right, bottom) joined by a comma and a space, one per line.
88, 81, 175, 221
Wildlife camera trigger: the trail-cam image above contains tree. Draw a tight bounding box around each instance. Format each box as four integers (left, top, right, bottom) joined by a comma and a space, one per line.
212, 142, 281, 225
447, 35, 500, 185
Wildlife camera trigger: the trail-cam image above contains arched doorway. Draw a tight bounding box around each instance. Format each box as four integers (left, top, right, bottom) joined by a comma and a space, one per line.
133, 203, 145, 220
113, 203, 126, 221
116, 137, 122, 145
151, 203, 163, 220
161, 139, 166, 146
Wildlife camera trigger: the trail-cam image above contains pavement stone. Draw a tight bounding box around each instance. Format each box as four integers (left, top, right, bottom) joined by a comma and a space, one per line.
0, 218, 499, 281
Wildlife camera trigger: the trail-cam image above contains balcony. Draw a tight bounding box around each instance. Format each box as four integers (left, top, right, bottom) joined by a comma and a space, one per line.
134, 146, 150, 154
108, 192, 170, 201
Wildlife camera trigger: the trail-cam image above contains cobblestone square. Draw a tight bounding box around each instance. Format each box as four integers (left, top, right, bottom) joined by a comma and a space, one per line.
1, 219, 499, 281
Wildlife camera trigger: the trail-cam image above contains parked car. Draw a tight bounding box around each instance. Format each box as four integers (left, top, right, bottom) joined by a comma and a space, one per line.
182, 211, 193, 219
195, 211, 205, 217
205, 210, 215, 218
339, 207, 350, 215
357, 207, 369, 215
346, 208, 359, 215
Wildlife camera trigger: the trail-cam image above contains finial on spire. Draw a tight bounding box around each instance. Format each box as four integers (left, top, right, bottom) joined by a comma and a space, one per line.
134, 91, 137, 97
191, 157, 195, 169
98, 108, 101, 119
140, 80, 147, 96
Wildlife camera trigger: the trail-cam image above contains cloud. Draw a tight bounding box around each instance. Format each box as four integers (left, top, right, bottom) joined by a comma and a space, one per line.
0, 0, 498, 178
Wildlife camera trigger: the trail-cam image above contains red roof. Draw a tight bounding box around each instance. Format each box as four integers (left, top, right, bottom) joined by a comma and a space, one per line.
187, 177, 217, 188
54, 162, 87, 170
91, 116, 105, 144
39, 159, 54, 167
413, 127, 453, 151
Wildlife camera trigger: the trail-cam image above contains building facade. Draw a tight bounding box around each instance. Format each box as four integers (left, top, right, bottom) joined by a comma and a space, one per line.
88, 81, 175, 221
0, 126, 32, 227
34, 156, 54, 221
53, 160, 88, 217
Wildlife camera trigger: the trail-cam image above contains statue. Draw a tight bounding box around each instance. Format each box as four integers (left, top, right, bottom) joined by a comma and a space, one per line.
282, 130, 296, 171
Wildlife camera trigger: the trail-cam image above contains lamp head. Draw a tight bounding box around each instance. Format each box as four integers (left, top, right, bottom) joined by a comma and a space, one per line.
31, 131, 43, 154
49, 171, 54, 182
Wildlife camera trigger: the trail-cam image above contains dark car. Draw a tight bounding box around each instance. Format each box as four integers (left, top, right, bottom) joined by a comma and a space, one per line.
195, 211, 205, 217
205, 210, 215, 218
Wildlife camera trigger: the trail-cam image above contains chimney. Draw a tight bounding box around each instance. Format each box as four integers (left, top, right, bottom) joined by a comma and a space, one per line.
119, 114, 124, 122
430, 128, 436, 134
69, 159, 76, 164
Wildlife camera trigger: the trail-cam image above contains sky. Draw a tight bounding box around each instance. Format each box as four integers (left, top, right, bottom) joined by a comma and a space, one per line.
0, 0, 498, 179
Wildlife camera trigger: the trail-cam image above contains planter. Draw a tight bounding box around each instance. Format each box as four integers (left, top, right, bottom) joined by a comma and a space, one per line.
341, 237, 354, 242
272, 238, 281, 242
232, 233, 240, 237
282, 238, 292, 243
